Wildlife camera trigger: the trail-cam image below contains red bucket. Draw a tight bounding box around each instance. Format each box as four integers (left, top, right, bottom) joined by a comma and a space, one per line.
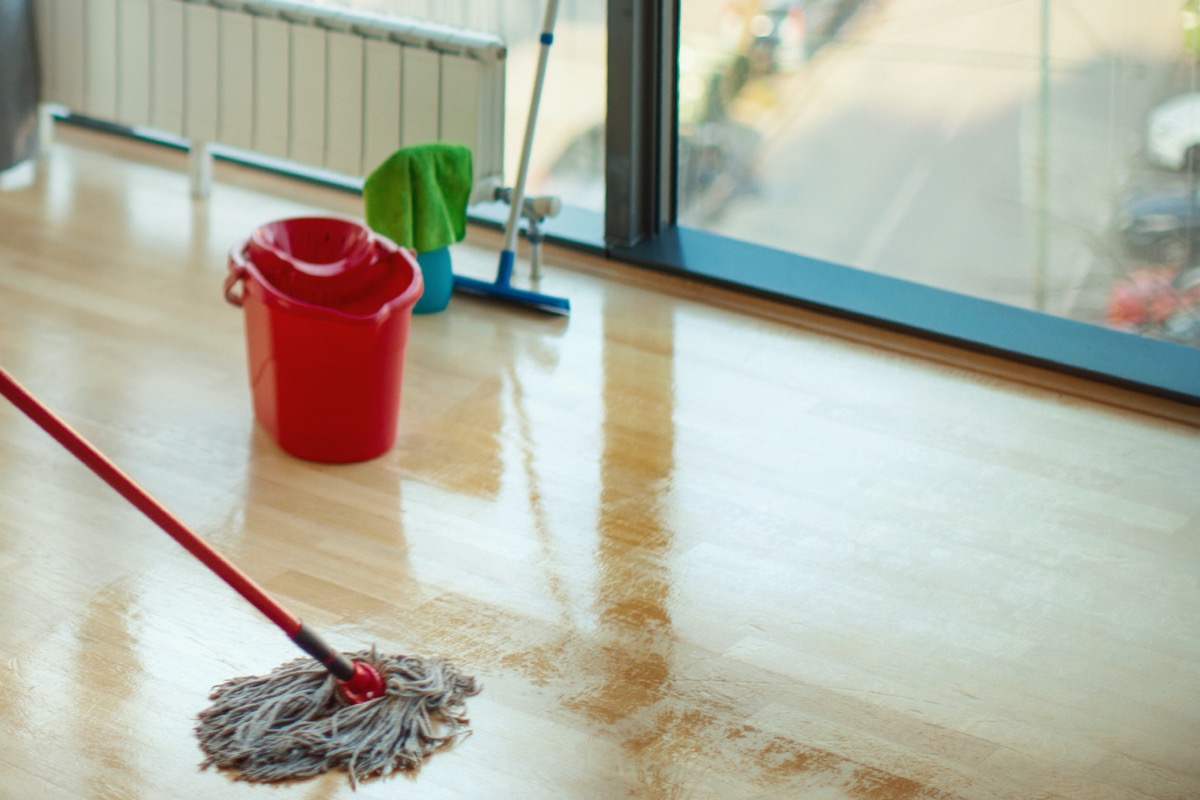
224, 217, 423, 463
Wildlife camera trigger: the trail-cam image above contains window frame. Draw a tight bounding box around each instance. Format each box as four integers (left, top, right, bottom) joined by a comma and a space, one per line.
587, 0, 1200, 406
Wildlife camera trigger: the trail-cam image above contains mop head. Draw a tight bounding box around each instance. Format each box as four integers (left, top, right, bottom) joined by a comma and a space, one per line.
195, 648, 480, 786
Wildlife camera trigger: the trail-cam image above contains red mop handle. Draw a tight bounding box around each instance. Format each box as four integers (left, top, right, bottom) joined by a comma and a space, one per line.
0, 367, 370, 688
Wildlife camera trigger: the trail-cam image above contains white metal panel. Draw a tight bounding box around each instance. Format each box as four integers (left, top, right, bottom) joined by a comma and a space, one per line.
217, 9, 254, 150
184, 3, 220, 142
326, 31, 364, 176
52, 0, 86, 110
33, 0, 55, 104
150, 0, 184, 133
362, 38, 402, 174
85, 0, 118, 119
401, 48, 439, 146
439, 55, 481, 163
253, 16, 291, 160
477, 56, 505, 180
116, 0, 152, 127
288, 25, 327, 168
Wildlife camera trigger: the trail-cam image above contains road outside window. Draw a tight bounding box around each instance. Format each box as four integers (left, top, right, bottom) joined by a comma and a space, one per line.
674, 0, 1200, 350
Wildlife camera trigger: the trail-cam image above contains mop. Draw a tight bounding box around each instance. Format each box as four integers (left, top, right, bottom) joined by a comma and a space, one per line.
0, 366, 479, 786
454, 0, 572, 315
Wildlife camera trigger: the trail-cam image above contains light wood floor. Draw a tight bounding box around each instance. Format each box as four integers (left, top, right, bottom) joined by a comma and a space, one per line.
1, 126, 1199, 800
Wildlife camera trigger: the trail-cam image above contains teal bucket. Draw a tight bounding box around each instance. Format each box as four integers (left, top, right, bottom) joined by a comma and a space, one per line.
414, 248, 453, 314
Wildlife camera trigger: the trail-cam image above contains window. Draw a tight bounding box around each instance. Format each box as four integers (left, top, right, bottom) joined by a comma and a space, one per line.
170, 1, 1200, 403
599, 0, 1200, 404
675, 1, 1200, 341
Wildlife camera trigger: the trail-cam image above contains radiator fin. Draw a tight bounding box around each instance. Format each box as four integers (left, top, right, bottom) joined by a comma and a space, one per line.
362, 38, 403, 176
289, 25, 327, 167
402, 48, 441, 146
117, 0, 152, 127
184, 3, 220, 142
86, 0, 119, 119
217, 10, 254, 150
326, 31, 365, 176
150, 0, 185, 134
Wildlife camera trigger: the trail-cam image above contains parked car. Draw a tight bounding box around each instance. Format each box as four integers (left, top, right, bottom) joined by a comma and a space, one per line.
741, 1, 806, 75
1108, 264, 1200, 346
1185, 0, 1200, 60
1146, 92, 1200, 171
1115, 183, 1200, 263
734, 0, 870, 75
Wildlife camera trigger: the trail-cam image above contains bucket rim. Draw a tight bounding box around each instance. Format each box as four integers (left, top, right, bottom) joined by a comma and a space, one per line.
248, 215, 375, 275
232, 236, 424, 321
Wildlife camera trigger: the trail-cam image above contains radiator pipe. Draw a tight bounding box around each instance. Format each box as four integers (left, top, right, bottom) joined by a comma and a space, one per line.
190, 140, 213, 200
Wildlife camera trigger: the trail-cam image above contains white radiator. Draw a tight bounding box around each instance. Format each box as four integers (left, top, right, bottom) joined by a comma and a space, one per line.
33, 0, 506, 188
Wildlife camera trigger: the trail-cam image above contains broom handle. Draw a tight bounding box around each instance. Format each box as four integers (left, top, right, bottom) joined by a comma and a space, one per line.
0, 367, 356, 681
500, 0, 560, 265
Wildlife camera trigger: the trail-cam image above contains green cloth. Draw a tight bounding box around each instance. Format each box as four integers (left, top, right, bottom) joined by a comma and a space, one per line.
364, 144, 473, 253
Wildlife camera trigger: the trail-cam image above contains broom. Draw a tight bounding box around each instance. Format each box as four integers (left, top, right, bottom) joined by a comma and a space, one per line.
0, 366, 479, 786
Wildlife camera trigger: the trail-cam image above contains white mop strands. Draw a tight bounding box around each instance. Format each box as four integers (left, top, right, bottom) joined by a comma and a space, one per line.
195, 648, 481, 786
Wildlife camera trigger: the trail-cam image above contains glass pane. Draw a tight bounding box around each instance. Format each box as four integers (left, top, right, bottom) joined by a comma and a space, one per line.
679, 0, 1200, 350
307, 1, 606, 212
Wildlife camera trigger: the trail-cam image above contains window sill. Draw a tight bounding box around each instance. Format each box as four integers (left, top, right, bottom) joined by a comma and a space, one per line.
610, 226, 1200, 408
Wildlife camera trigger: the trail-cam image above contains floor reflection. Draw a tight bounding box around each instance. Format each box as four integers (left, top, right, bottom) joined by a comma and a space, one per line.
73, 582, 143, 800
393, 304, 566, 502
236, 436, 414, 635
567, 294, 677, 724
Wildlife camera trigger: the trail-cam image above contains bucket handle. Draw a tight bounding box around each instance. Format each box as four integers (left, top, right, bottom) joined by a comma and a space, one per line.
224, 241, 249, 307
